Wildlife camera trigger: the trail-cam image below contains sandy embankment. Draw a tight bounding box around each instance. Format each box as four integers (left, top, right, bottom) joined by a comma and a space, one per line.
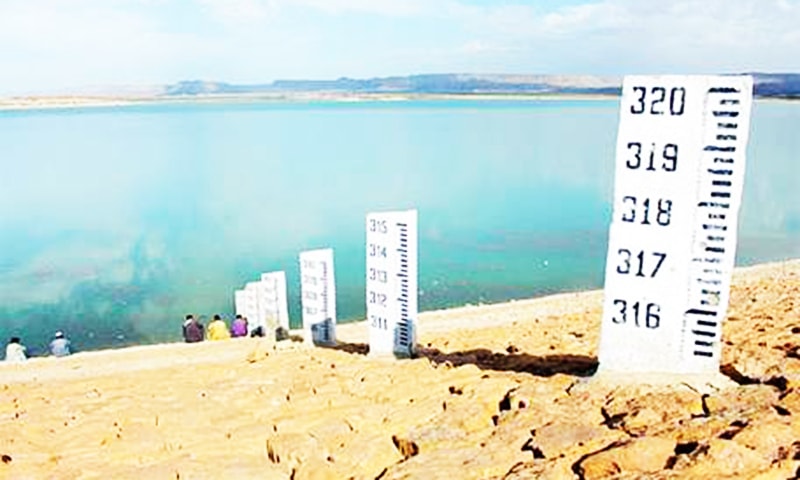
1, 260, 799, 479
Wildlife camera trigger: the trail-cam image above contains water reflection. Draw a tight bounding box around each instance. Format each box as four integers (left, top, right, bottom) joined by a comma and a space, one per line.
0, 99, 797, 352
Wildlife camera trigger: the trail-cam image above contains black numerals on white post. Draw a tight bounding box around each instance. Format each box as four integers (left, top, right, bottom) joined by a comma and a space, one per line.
630, 86, 686, 116
611, 300, 661, 328
368, 244, 387, 258
621, 196, 672, 226
370, 315, 388, 330
369, 219, 388, 234
626, 142, 678, 172
616, 249, 666, 278
368, 291, 387, 307
368, 268, 387, 283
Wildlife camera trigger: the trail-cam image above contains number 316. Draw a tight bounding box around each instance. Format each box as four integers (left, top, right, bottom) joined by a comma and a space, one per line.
612, 300, 660, 329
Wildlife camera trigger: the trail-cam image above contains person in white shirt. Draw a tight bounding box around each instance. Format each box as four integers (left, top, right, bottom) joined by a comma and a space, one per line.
49, 331, 71, 357
5, 337, 27, 362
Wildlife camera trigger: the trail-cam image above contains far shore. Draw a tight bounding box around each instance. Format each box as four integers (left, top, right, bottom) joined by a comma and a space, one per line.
2, 91, 798, 113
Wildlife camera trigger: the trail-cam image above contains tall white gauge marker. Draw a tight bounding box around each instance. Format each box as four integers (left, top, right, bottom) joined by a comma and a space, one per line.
299, 248, 337, 346
366, 209, 418, 358
598, 75, 753, 374
260, 271, 290, 333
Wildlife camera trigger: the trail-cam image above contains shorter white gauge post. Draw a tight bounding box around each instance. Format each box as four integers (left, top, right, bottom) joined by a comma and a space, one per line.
299, 248, 337, 346
234, 289, 246, 318
366, 209, 418, 358
260, 271, 290, 333
244, 281, 263, 334
598, 75, 753, 377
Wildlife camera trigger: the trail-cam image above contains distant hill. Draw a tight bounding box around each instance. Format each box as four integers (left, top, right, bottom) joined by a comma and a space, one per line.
747, 73, 800, 97
159, 73, 800, 98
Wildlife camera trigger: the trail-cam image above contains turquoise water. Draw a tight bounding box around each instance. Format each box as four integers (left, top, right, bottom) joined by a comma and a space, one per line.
1, 99, 798, 353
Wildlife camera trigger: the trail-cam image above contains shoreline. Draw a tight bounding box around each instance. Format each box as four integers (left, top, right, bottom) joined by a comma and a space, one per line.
4, 257, 796, 373
0, 92, 618, 113
2, 91, 798, 113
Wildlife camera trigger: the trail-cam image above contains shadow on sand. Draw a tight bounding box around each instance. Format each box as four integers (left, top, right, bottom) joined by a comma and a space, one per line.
331, 341, 598, 378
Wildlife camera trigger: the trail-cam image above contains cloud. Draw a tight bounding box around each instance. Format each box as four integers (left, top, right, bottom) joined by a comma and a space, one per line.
291, 0, 428, 16
0, 0, 798, 93
434, 0, 800, 74
196, 0, 278, 26
0, 0, 215, 93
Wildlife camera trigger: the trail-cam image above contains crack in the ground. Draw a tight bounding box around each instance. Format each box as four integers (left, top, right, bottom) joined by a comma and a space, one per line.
570, 440, 629, 480
599, 406, 639, 438
720, 363, 789, 392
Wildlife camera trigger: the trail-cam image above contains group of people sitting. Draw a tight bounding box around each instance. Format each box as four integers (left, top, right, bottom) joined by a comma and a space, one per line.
182, 314, 265, 343
4, 331, 72, 362
4, 313, 279, 362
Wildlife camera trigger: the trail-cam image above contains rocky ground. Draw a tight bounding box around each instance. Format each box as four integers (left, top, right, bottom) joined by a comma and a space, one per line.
0, 260, 798, 479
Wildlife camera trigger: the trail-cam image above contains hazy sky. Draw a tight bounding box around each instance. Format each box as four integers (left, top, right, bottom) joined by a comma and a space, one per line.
1, 0, 798, 95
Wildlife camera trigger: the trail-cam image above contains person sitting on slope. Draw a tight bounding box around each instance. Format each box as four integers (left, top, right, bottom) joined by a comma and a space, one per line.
5, 337, 27, 362
230, 315, 248, 338
182, 314, 204, 343
207, 315, 231, 341
49, 331, 71, 357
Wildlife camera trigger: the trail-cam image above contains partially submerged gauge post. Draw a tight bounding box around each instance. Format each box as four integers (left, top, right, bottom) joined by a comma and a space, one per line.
597, 75, 754, 379
366, 209, 418, 358
299, 248, 337, 346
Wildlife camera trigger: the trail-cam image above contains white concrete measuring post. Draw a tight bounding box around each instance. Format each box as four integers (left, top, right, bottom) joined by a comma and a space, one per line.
366, 209, 418, 358
234, 289, 247, 322
299, 248, 337, 346
244, 281, 263, 334
598, 75, 753, 375
260, 271, 290, 333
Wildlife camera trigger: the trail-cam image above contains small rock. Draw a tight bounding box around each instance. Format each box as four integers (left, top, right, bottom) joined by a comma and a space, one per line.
391, 435, 419, 460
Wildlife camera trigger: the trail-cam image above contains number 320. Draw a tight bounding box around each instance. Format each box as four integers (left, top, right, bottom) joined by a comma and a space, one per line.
630, 86, 686, 116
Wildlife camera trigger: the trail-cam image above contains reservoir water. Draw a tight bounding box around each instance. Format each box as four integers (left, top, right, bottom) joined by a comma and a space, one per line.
1, 98, 798, 353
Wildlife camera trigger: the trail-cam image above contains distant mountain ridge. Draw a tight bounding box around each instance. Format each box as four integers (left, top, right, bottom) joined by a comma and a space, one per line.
159, 73, 800, 98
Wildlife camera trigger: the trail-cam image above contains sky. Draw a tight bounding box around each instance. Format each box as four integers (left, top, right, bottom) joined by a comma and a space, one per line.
0, 0, 798, 95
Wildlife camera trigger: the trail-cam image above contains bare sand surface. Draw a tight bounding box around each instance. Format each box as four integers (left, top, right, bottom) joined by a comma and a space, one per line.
1, 260, 798, 479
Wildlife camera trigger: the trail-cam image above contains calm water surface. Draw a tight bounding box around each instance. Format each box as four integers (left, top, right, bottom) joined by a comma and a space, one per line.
1, 99, 798, 353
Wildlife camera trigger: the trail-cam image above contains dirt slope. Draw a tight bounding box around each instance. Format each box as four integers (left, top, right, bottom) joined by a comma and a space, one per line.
0, 260, 798, 479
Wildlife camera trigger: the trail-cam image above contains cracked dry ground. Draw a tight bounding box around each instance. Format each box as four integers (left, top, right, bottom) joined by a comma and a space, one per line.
1, 260, 799, 479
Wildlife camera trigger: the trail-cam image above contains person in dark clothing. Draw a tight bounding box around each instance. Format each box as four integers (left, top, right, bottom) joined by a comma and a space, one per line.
182, 314, 204, 343
250, 325, 265, 338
